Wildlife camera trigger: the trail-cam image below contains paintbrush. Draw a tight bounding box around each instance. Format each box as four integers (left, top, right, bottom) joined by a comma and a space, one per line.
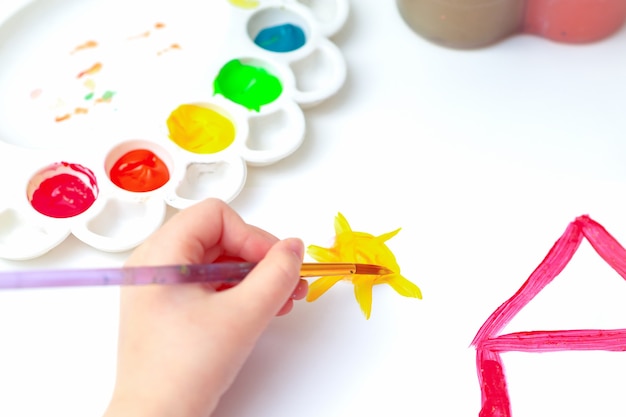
0, 262, 393, 290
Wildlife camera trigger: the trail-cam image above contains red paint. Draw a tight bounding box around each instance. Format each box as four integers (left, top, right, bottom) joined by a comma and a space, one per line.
524, 0, 626, 43
472, 215, 626, 416
109, 149, 170, 192
30, 162, 98, 218
477, 355, 511, 417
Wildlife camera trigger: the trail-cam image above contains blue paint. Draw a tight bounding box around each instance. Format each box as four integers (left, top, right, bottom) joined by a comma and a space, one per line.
254, 23, 306, 52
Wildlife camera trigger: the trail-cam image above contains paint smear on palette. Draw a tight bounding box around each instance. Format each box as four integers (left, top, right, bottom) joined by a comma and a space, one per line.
77, 62, 102, 79
157, 43, 182, 55
95, 90, 115, 103
254, 23, 306, 52
306, 213, 422, 319
471, 215, 626, 417
228, 0, 259, 9
166, 104, 236, 154
109, 149, 170, 192
128, 22, 167, 40
31, 22, 175, 123
70, 40, 98, 54
29, 162, 98, 218
213, 59, 283, 111
53, 91, 116, 122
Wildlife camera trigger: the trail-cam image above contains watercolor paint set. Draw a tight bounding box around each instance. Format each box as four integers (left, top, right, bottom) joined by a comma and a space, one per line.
397, 0, 626, 49
0, 0, 348, 260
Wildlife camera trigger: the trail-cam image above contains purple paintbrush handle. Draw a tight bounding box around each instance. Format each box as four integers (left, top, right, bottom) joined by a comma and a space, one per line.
0, 262, 258, 290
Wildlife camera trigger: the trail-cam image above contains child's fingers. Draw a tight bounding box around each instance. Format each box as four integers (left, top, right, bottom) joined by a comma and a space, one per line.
227, 238, 304, 325
127, 199, 278, 266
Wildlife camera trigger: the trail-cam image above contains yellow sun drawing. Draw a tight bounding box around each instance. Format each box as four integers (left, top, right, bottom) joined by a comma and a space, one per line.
306, 213, 422, 319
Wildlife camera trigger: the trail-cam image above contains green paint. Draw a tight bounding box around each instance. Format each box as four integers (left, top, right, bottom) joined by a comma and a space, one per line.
84, 92, 94, 100
101, 91, 115, 101
213, 59, 282, 112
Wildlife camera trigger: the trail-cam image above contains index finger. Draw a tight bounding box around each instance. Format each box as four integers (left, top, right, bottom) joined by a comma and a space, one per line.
126, 199, 279, 266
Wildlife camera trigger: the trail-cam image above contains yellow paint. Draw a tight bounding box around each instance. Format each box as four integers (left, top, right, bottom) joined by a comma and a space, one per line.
167, 104, 236, 154
228, 0, 259, 9
83, 79, 96, 90
306, 213, 422, 319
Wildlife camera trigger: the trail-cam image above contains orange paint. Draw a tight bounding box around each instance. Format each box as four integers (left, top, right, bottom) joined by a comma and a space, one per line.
55, 114, 71, 122
109, 149, 170, 192
128, 31, 151, 40
129, 22, 167, 40
77, 62, 102, 79
158, 43, 181, 55
71, 40, 98, 54
74, 107, 89, 115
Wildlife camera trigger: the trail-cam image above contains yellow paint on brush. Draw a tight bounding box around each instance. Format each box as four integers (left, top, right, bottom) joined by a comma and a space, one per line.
167, 104, 236, 154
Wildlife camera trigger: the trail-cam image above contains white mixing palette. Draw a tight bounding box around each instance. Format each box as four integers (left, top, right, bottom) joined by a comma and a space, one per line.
0, 0, 348, 259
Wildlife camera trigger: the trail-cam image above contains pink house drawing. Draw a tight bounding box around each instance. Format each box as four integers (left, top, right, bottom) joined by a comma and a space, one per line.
471, 215, 626, 417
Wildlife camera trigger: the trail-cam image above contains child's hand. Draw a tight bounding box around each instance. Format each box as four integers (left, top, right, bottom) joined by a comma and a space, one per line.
103, 198, 307, 417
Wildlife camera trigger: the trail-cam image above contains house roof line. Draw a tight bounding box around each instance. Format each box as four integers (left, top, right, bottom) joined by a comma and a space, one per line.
472, 215, 626, 347
477, 328, 626, 352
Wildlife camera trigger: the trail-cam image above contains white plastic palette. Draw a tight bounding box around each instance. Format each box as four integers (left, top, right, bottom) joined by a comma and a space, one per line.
0, 0, 348, 260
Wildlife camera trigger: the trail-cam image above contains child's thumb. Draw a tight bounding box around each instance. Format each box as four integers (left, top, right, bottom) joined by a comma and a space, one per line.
234, 238, 304, 321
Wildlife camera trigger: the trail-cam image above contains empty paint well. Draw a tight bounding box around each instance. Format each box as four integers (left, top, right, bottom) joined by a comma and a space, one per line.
0, 207, 70, 260
174, 160, 246, 203
246, 111, 288, 151
86, 199, 157, 239
214, 59, 283, 112
247, 6, 311, 53
71, 195, 167, 253
105, 140, 173, 192
167, 103, 237, 154
27, 161, 99, 218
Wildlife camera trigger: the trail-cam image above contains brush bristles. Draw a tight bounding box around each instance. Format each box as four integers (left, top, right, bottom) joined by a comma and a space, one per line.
354, 264, 394, 275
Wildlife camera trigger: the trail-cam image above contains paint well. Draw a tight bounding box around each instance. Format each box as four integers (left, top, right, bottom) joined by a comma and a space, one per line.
28, 162, 98, 218
167, 104, 236, 154
254, 23, 306, 52
109, 149, 170, 192
214, 59, 282, 112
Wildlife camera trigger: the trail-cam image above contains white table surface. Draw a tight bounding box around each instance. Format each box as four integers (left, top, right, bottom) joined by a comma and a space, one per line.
1, 1, 626, 416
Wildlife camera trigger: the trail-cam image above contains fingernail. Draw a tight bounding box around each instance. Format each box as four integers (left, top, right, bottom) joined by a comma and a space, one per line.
290, 279, 308, 299
287, 238, 304, 260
